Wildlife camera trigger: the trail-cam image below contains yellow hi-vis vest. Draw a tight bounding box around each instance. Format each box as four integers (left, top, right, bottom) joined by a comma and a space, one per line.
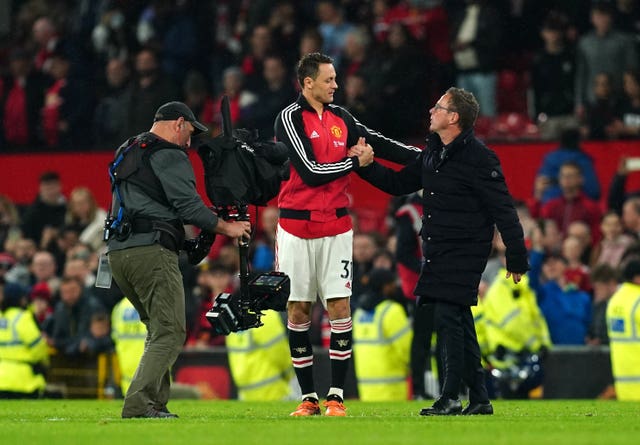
226, 310, 292, 401
353, 299, 412, 401
606, 282, 640, 401
483, 269, 552, 361
111, 298, 146, 394
0, 307, 48, 394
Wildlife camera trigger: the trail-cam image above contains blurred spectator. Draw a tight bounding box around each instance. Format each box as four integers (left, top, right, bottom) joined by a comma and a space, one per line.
0, 252, 15, 284
210, 66, 257, 135
450, 0, 502, 118
91, 6, 129, 62
608, 156, 640, 214
562, 235, 592, 293
226, 310, 294, 401
29, 250, 59, 296
182, 70, 215, 136
607, 69, 640, 138
531, 12, 578, 140
20, 171, 66, 246
250, 206, 279, 273
567, 220, 594, 266
111, 297, 146, 395
590, 211, 636, 267
529, 228, 592, 345
0, 195, 22, 252
337, 26, 372, 88
40, 44, 94, 149
622, 196, 640, 238
240, 24, 273, 94
586, 263, 619, 346
538, 161, 603, 244
77, 312, 114, 356
0, 281, 48, 399
0, 48, 48, 150
532, 127, 600, 204
93, 57, 131, 150
575, 1, 638, 114
315, 0, 355, 67
606, 258, 640, 400
580, 72, 622, 140
118, 47, 179, 142
366, 21, 426, 138
298, 27, 324, 59
4, 238, 37, 288
342, 72, 381, 129
136, 0, 199, 87
31, 16, 61, 73
65, 187, 107, 253
186, 262, 232, 348
267, 0, 303, 69
352, 232, 378, 302
28, 281, 52, 328
353, 267, 411, 401
44, 276, 104, 356
243, 54, 297, 140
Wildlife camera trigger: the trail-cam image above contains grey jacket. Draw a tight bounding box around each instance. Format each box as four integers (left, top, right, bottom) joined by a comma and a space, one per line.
107, 135, 217, 252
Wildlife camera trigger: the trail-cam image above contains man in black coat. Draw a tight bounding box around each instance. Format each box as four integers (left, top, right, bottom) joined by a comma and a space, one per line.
353, 87, 529, 415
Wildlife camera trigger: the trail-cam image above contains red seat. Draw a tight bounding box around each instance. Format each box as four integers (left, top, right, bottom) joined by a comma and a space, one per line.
497, 70, 529, 115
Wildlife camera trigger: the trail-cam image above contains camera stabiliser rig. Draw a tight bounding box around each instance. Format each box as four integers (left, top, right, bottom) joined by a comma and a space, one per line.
201, 96, 290, 334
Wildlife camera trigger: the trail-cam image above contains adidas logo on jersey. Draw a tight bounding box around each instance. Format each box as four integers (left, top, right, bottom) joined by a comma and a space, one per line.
310, 130, 320, 139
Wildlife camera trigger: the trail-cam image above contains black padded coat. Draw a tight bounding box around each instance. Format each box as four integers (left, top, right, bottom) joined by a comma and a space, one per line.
358, 129, 529, 306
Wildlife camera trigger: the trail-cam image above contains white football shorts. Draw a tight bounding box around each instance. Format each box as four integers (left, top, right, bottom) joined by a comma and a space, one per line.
276, 225, 353, 307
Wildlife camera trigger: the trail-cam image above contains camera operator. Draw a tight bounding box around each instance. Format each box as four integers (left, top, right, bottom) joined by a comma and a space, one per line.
106, 101, 250, 419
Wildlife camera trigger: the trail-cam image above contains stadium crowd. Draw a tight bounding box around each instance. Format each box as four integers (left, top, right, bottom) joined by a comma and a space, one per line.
1, 0, 640, 401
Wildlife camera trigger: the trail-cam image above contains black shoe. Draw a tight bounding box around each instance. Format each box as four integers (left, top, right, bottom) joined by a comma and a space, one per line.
419, 398, 462, 416
156, 406, 179, 418
462, 402, 493, 415
123, 408, 179, 419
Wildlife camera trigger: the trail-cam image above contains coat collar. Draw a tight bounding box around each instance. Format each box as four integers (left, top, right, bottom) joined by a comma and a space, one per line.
425, 128, 475, 153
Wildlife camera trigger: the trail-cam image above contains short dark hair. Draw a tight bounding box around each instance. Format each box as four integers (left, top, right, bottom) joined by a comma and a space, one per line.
39, 171, 60, 183
590, 264, 619, 283
296, 52, 333, 87
445, 87, 479, 132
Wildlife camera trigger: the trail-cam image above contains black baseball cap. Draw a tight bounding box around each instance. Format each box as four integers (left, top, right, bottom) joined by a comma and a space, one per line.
153, 101, 208, 135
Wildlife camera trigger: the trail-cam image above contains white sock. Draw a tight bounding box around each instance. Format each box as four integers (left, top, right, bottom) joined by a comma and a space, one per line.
327, 387, 344, 400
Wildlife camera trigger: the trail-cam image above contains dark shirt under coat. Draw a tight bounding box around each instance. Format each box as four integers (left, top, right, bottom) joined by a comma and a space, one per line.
358, 129, 529, 306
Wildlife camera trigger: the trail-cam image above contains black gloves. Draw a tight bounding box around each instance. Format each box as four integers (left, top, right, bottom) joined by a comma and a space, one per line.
183, 231, 216, 265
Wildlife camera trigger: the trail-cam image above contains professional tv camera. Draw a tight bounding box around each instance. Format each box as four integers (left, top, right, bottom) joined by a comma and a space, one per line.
196, 96, 290, 334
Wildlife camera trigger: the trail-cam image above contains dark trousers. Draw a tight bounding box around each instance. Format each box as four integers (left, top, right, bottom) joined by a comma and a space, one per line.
432, 301, 489, 404
108, 243, 186, 417
410, 303, 435, 397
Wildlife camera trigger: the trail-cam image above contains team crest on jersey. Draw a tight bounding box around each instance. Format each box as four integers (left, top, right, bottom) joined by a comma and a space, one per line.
330, 125, 342, 138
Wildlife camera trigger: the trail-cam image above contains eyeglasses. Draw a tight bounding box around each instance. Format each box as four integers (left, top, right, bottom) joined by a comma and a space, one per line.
433, 103, 456, 113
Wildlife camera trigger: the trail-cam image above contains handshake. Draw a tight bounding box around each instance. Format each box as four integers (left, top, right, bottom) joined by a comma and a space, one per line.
183, 231, 216, 265
348, 137, 374, 168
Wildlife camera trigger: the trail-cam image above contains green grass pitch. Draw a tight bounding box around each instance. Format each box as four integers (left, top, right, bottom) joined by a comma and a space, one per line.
1, 400, 638, 445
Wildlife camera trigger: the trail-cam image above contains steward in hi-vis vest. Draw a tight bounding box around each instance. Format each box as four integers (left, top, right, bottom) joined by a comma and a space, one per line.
0, 283, 48, 397
353, 268, 412, 401
606, 260, 640, 401
226, 310, 293, 401
111, 298, 146, 394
